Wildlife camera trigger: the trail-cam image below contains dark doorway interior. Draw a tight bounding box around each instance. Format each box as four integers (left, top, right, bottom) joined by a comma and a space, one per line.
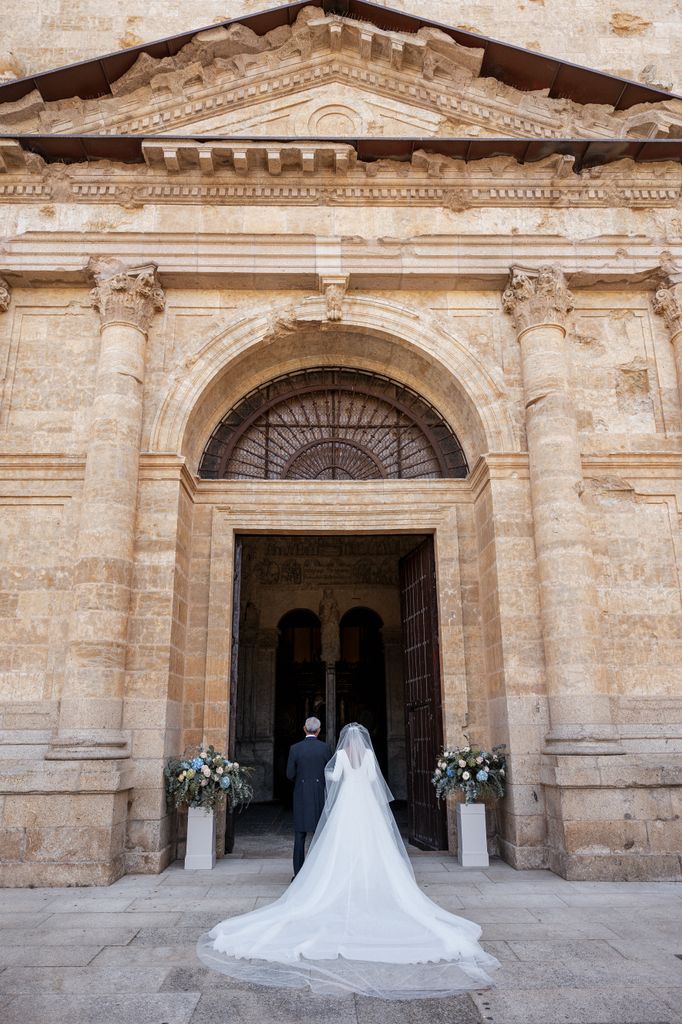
273, 609, 325, 802
233, 533, 448, 849
336, 607, 388, 777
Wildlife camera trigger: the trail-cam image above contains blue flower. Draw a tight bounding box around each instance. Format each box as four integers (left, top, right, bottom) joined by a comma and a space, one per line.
476, 769, 489, 782
219, 776, 231, 789
446, 767, 455, 777
191, 757, 204, 770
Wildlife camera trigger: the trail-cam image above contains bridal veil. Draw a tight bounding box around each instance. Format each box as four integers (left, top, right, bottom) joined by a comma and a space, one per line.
197, 723, 499, 999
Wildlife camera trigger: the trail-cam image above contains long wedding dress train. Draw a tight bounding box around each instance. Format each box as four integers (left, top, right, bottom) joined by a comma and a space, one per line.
196, 724, 500, 999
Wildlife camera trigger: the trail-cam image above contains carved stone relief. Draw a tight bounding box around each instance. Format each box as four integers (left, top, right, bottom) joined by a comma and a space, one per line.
1, 7, 680, 140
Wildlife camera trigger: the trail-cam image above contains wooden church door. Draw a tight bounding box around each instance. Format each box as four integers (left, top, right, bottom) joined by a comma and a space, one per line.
399, 537, 447, 850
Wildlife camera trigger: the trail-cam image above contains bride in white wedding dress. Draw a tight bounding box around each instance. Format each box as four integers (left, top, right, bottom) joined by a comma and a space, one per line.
197, 723, 500, 999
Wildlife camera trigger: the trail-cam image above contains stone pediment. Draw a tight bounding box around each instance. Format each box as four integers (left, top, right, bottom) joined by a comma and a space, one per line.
1, 6, 681, 141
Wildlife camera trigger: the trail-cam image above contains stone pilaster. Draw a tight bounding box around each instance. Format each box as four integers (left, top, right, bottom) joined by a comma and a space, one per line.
503, 265, 621, 755
652, 255, 682, 416
48, 262, 165, 760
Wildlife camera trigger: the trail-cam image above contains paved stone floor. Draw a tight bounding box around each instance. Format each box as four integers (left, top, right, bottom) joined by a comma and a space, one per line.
2, 808, 681, 1024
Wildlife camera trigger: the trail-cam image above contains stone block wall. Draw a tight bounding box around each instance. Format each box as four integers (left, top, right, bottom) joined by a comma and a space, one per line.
0, 262, 681, 881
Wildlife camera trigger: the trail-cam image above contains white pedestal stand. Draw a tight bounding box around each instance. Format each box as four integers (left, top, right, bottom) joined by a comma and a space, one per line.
456, 802, 489, 867
185, 806, 216, 869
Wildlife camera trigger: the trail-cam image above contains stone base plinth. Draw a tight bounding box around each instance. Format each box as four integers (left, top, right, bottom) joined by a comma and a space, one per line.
0, 760, 132, 887
542, 754, 682, 881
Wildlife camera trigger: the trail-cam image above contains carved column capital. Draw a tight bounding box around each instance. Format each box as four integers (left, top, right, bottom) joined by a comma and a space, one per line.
652, 255, 682, 339
89, 260, 165, 333
502, 264, 574, 336
0, 276, 11, 313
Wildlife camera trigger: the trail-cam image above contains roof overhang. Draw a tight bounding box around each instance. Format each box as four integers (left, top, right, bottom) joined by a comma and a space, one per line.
0, 0, 678, 111
5, 135, 682, 172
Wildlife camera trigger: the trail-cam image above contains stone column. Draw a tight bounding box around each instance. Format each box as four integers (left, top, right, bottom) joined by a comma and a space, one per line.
652, 255, 682, 414
48, 262, 165, 760
503, 265, 621, 754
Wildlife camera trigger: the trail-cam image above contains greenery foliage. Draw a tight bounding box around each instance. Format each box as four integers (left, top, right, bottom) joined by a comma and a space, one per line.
165, 745, 253, 812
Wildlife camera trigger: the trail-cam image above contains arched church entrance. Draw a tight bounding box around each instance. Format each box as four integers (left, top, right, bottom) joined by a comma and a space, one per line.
203, 365, 467, 851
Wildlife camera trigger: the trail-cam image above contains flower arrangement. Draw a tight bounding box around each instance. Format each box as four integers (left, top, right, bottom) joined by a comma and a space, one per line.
432, 740, 507, 805
165, 745, 253, 813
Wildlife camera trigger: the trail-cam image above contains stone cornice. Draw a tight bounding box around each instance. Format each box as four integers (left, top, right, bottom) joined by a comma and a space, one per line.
581, 452, 682, 475
502, 265, 574, 335
468, 453, 530, 499
0, 149, 680, 210
0, 9, 680, 141
89, 260, 165, 333
0, 454, 86, 481
1, 232, 679, 290
0, 275, 10, 312
139, 453, 197, 498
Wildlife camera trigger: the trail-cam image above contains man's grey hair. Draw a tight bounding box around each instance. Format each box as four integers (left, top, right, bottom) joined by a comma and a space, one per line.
304, 717, 321, 734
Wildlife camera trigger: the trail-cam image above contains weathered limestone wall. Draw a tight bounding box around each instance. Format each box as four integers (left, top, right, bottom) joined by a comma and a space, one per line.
0, 148, 680, 881
1, 0, 679, 91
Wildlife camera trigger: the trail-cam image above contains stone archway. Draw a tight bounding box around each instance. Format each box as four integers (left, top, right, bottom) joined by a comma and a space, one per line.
151, 292, 515, 858
148, 294, 518, 467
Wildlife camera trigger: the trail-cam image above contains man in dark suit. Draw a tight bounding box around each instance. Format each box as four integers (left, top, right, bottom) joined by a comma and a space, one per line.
286, 716, 333, 876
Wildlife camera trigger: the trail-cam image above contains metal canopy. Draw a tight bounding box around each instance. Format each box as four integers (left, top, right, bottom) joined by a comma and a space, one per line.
5, 134, 682, 171
0, 0, 678, 111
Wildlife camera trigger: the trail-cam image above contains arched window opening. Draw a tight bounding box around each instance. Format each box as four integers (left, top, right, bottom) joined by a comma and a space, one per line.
199, 367, 468, 480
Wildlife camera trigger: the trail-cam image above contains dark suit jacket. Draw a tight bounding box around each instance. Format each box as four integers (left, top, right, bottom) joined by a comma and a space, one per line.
286, 736, 333, 832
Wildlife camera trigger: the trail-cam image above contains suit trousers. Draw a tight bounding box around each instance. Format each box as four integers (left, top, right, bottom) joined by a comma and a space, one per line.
293, 831, 307, 875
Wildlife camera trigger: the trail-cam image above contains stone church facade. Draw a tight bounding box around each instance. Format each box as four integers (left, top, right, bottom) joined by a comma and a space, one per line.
0, 0, 681, 886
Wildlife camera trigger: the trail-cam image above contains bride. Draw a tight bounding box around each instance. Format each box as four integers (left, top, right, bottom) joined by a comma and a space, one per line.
197, 723, 500, 999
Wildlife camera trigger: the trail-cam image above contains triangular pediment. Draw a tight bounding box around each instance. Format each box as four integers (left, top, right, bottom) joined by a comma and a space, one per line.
1, 5, 681, 141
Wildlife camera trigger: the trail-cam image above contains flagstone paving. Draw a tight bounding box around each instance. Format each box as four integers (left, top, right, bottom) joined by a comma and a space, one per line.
1, 817, 681, 1024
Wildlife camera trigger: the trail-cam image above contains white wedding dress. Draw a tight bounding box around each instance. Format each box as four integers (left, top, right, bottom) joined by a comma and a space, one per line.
197, 724, 499, 999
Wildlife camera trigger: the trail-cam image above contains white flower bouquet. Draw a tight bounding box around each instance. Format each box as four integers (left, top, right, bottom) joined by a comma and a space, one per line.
165, 745, 253, 812
432, 740, 507, 804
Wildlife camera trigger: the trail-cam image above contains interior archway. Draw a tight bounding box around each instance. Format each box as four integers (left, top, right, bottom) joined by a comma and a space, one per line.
273, 609, 324, 802
337, 606, 388, 775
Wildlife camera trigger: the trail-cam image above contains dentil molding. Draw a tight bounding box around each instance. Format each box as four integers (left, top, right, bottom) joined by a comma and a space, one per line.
0, 147, 680, 210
